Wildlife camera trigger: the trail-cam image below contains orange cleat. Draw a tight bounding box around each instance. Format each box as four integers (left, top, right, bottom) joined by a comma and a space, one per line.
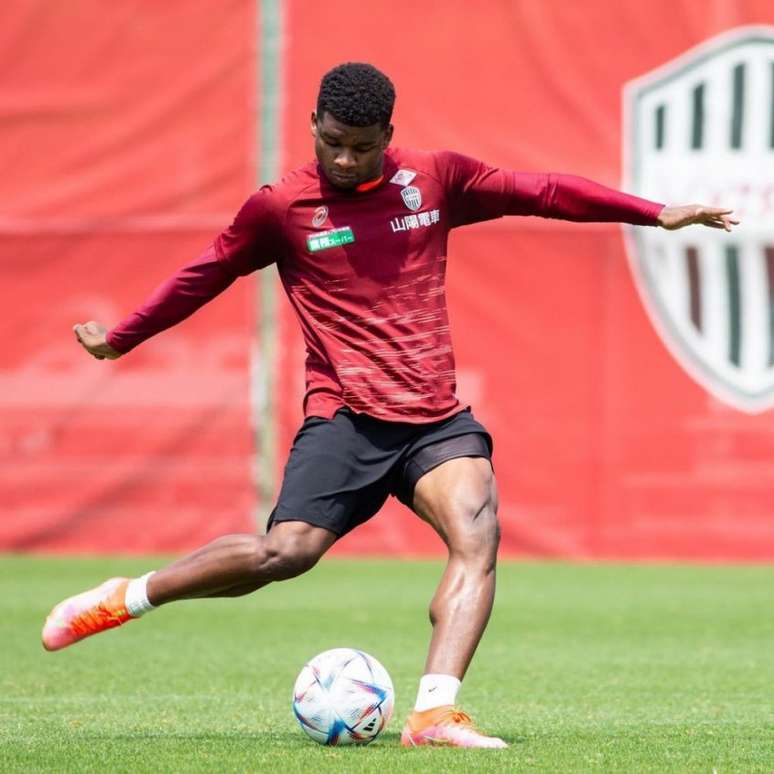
400, 705, 508, 749
42, 577, 132, 651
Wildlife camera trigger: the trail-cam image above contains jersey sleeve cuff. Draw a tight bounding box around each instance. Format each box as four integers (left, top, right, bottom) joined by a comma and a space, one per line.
105, 328, 132, 354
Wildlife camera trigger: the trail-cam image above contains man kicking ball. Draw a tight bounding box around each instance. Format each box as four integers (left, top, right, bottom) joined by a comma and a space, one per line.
43, 62, 738, 749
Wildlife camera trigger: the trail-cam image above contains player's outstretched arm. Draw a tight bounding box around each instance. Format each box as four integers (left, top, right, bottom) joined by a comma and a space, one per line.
72, 192, 280, 360
657, 205, 739, 232
439, 152, 744, 233
83, 244, 251, 358
73, 321, 122, 360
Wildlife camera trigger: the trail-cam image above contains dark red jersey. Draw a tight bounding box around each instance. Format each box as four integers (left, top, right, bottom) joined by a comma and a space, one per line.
107, 148, 664, 422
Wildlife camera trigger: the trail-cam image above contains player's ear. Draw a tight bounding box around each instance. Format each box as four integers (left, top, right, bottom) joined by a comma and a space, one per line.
382, 123, 394, 148
310, 112, 319, 139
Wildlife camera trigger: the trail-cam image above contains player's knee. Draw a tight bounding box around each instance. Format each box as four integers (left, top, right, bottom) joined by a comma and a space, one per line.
250, 533, 320, 581
447, 491, 500, 567
255, 538, 322, 581
470, 508, 500, 566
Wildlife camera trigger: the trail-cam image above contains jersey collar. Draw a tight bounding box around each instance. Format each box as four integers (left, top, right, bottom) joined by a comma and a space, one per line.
355, 176, 383, 193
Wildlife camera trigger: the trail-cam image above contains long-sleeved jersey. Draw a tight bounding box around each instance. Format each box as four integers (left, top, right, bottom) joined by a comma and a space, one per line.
107, 148, 664, 422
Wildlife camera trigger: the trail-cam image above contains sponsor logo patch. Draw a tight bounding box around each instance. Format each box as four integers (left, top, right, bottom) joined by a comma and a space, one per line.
401, 186, 422, 211
623, 26, 774, 413
312, 206, 329, 228
390, 209, 440, 233
307, 226, 355, 252
389, 169, 417, 186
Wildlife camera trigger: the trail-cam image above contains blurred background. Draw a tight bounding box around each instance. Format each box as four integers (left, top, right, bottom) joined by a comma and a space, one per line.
2, 0, 773, 560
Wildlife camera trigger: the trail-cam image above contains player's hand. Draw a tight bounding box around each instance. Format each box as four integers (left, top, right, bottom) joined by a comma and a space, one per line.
657, 205, 739, 232
73, 321, 122, 360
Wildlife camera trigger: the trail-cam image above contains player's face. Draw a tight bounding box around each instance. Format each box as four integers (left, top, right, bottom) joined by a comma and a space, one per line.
312, 111, 393, 190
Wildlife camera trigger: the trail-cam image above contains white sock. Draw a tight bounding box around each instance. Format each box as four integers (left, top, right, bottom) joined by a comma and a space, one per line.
414, 673, 461, 711
125, 572, 157, 618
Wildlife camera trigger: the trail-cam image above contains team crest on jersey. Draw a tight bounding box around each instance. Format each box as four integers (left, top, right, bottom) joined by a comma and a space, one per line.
312, 206, 329, 228
623, 26, 774, 413
401, 186, 422, 211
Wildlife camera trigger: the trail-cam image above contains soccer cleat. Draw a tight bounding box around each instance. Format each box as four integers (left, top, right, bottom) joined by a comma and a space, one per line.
42, 577, 132, 651
400, 705, 508, 749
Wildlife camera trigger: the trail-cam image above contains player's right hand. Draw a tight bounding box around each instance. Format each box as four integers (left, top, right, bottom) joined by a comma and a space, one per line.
73, 321, 122, 360
657, 205, 739, 232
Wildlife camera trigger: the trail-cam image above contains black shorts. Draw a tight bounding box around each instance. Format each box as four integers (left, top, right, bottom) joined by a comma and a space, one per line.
267, 407, 492, 538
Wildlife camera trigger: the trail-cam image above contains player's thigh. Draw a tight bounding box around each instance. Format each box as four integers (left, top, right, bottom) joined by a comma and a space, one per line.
269, 412, 394, 538
412, 456, 499, 551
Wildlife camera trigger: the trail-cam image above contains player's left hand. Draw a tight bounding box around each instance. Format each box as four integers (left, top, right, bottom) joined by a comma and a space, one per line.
73, 321, 122, 360
657, 205, 739, 232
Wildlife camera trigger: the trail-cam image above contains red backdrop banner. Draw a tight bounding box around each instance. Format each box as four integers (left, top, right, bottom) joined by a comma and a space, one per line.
3, 1, 774, 559
0, 1, 258, 552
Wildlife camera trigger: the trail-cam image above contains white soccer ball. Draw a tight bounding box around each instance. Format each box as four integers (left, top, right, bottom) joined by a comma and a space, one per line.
292, 648, 395, 745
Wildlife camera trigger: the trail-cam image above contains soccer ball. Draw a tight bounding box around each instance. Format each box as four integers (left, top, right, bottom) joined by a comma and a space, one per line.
292, 648, 395, 745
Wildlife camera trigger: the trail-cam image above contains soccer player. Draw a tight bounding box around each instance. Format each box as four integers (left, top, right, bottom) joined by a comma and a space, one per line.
42, 63, 738, 748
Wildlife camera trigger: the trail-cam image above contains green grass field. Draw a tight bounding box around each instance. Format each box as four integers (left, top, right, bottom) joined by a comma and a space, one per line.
2, 556, 773, 772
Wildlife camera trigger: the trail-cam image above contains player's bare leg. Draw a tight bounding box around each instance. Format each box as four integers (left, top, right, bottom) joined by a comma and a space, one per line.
415, 457, 499, 677
401, 455, 506, 748
42, 521, 336, 651
148, 521, 337, 602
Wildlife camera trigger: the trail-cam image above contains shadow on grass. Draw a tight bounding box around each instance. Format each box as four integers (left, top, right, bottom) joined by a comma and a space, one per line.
79, 730, 398, 746
79, 728, 524, 749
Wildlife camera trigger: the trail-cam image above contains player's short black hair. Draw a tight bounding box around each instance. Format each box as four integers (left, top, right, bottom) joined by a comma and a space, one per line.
316, 63, 395, 129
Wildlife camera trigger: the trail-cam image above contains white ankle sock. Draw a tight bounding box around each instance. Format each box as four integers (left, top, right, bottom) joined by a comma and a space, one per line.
125, 572, 157, 618
414, 673, 461, 711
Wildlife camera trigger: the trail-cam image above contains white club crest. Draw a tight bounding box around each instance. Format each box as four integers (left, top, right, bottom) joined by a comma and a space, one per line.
401, 186, 422, 212
623, 26, 774, 413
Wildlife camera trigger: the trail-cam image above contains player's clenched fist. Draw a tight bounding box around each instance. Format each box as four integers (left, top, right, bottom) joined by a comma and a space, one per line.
73, 321, 122, 360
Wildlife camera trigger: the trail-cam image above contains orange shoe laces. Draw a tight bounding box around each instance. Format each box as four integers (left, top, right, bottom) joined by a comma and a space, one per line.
446, 710, 474, 727
69, 601, 126, 637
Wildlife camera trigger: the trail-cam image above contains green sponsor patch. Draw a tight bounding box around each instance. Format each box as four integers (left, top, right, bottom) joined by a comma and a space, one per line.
306, 226, 355, 253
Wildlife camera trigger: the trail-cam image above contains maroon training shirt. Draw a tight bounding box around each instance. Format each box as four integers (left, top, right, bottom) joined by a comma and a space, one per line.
107, 148, 664, 422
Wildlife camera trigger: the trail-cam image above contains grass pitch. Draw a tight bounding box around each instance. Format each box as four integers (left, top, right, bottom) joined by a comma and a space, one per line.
2, 556, 773, 772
